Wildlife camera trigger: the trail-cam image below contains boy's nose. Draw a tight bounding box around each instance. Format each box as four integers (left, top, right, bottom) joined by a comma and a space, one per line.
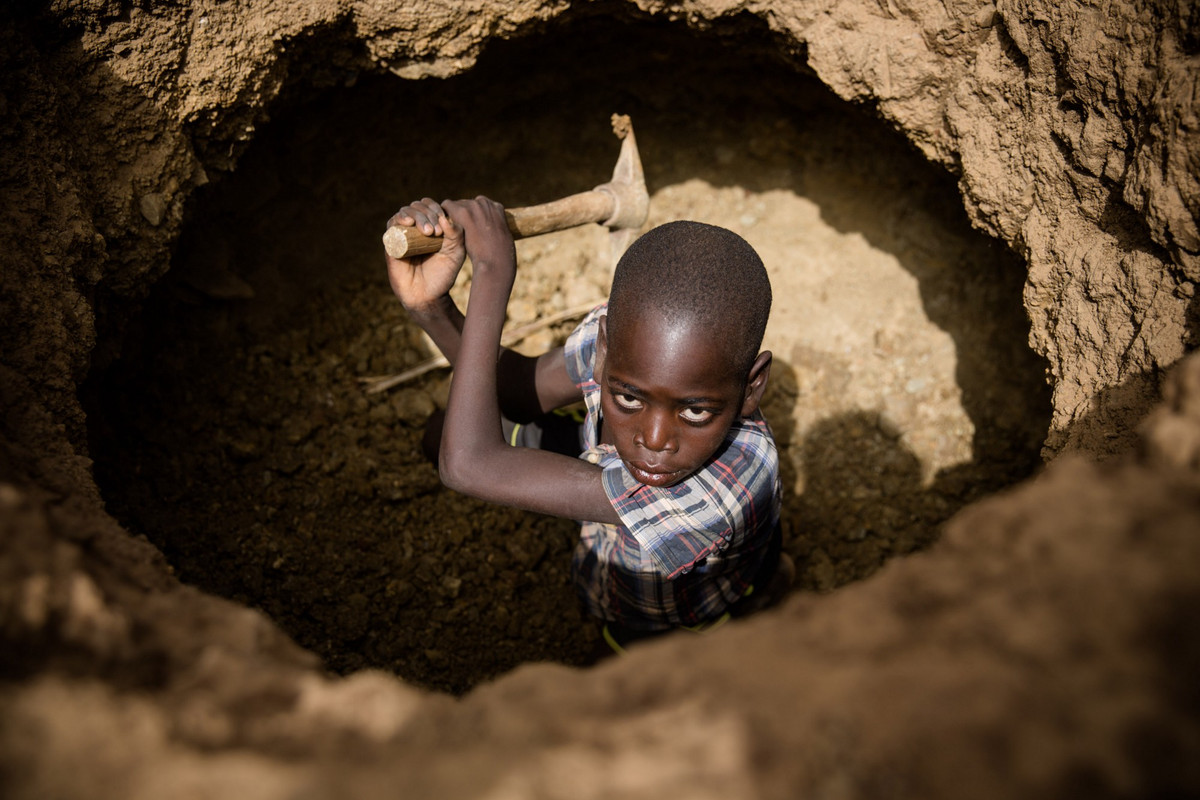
636, 410, 676, 453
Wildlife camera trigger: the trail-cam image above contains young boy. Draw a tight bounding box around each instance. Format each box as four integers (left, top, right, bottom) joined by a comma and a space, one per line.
384, 196, 785, 646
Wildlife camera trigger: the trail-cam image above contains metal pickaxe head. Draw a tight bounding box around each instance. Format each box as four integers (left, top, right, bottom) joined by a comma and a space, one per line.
595, 114, 649, 263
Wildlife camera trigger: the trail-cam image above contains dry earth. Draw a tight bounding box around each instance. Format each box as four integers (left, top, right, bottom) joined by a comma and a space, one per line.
1, 0, 1197, 797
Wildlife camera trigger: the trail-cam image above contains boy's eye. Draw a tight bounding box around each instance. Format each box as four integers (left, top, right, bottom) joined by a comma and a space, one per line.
613, 393, 642, 411
680, 407, 715, 424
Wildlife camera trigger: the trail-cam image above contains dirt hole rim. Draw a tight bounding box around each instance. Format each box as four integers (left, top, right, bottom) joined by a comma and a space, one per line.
82, 12, 1053, 695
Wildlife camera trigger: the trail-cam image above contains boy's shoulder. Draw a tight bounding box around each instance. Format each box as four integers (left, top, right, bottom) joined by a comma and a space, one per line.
725, 413, 777, 467
563, 303, 607, 385
713, 413, 778, 495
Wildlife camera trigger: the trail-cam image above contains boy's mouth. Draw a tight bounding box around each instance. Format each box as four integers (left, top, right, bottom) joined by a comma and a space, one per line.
626, 460, 685, 488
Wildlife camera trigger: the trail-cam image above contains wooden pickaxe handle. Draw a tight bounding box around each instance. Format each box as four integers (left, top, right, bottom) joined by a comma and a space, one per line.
383, 189, 616, 259
383, 115, 647, 260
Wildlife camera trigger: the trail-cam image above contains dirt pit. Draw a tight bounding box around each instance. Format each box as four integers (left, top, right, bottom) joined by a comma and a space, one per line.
84, 17, 1051, 694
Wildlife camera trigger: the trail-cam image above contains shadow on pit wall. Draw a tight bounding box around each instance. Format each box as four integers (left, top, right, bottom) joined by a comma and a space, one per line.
764, 358, 1019, 594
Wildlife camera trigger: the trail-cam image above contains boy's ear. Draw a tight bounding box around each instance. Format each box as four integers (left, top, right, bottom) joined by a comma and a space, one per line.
596, 313, 608, 376
740, 350, 772, 417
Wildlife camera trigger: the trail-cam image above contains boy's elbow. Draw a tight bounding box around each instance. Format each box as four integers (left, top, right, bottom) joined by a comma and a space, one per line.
438, 446, 474, 495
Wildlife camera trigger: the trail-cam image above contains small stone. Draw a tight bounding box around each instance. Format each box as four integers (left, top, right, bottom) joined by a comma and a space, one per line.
386, 579, 415, 607
373, 472, 407, 502
564, 276, 598, 309
507, 298, 536, 324
223, 437, 260, 462
139, 192, 168, 226
390, 388, 435, 425
283, 417, 317, 445
522, 330, 555, 354
975, 7, 997, 27
368, 401, 393, 423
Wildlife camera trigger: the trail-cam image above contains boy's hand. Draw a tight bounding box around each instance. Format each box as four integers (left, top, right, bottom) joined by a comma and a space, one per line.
384, 198, 466, 313
442, 197, 516, 283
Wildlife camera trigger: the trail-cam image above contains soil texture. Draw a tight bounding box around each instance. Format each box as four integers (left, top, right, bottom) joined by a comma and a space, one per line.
89, 26, 1049, 691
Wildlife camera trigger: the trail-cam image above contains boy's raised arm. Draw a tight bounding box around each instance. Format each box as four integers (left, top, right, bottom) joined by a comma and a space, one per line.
384, 199, 470, 364
434, 197, 620, 525
385, 200, 581, 421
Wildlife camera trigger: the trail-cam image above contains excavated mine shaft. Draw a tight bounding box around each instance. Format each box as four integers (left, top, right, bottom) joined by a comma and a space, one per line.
83, 18, 1052, 693
2, 3, 1198, 799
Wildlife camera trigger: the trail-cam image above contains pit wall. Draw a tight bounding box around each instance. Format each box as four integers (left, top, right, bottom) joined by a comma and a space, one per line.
0, 0, 1190, 664
2, 2, 1199, 797
1, 0, 1196, 512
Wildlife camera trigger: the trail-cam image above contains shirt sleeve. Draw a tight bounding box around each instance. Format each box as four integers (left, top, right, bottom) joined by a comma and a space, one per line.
563, 304, 606, 388
599, 419, 779, 579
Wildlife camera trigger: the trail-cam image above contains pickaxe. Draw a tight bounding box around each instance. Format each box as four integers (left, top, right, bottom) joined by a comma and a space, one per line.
382, 114, 648, 264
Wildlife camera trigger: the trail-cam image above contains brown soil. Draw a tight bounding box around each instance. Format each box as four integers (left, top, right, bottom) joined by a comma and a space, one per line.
85, 22, 1049, 692
2, 1, 1198, 796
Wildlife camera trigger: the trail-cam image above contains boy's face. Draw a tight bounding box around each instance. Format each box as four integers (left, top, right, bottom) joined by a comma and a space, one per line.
597, 311, 770, 488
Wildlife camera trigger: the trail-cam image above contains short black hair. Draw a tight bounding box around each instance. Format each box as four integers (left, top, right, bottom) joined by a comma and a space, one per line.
606, 220, 771, 375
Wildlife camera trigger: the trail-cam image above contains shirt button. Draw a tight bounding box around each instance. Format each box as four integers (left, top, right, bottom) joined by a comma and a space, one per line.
585, 451, 601, 465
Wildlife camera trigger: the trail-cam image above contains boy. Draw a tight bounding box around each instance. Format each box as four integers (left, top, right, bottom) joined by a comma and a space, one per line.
384, 196, 786, 647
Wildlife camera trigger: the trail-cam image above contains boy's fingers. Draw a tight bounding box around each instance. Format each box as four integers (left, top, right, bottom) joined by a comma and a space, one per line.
391, 198, 447, 236
438, 214, 463, 256
407, 202, 434, 235
442, 198, 483, 225
416, 213, 438, 236
476, 194, 503, 212
417, 198, 444, 235
441, 200, 468, 233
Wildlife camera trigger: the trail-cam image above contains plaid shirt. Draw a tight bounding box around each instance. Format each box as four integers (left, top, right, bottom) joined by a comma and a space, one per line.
564, 305, 781, 630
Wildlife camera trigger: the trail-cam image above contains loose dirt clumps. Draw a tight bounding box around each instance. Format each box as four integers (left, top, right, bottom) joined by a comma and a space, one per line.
2, 1, 1198, 797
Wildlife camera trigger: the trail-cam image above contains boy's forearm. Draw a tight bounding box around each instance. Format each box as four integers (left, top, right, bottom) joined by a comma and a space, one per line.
406, 294, 466, 366
438, 267, 617, 525
407, 291, 548, 422
439, 267, 514, 487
